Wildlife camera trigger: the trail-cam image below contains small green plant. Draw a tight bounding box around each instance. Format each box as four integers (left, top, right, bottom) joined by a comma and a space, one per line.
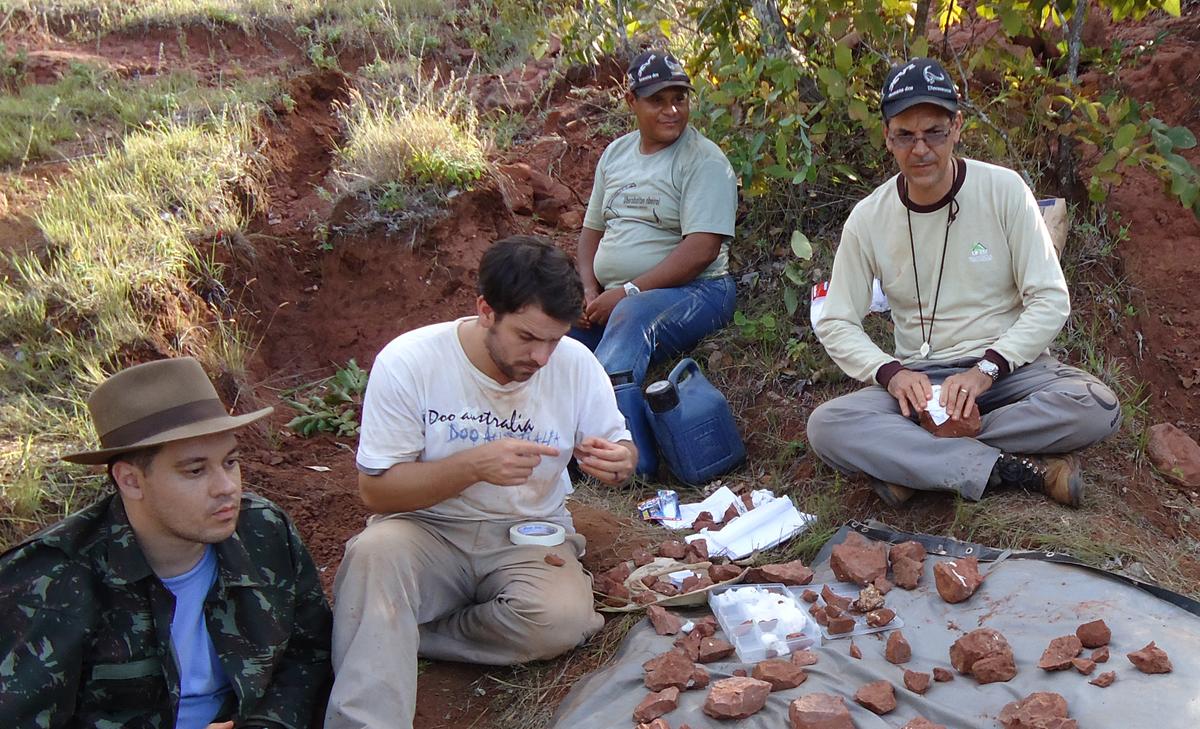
284, 360, 370, 437
733, 310, 782, 346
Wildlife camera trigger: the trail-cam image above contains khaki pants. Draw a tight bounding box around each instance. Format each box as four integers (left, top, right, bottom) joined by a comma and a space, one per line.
807, 354, 1121, 500
324, 513, 603, 729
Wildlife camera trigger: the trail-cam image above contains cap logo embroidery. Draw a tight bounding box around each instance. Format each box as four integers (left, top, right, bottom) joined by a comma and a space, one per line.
888, 63, 917, 93
637, 54, 657, 81
923, 65, 947, 84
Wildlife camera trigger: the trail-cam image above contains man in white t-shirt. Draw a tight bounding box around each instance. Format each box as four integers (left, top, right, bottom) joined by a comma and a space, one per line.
808, 58, 1121, 508
325, 236, 636, 729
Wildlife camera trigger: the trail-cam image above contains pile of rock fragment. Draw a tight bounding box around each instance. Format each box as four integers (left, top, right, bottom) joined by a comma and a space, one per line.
628, 532, 1174, 728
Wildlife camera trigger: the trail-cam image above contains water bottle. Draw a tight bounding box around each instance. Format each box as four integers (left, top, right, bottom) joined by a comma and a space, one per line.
645, 358, 745, 485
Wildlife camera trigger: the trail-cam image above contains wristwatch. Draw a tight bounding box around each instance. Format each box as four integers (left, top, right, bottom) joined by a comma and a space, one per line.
976, 358, 1000, 381
623, 281, 641, 297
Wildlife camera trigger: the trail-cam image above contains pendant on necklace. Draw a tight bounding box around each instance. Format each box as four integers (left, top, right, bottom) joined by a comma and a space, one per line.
919, 342, 931, 358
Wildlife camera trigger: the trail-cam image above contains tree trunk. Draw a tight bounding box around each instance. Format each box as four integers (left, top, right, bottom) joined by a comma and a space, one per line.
914, 0, 931, 41
751, 0, 823, 102
1056, 0, 1089, 198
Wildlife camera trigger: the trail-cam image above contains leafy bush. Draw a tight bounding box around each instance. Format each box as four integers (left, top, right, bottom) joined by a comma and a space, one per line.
284, 360, 369, 437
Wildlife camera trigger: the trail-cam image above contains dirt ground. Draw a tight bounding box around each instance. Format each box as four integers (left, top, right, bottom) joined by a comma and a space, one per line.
1, 8, 1198, 728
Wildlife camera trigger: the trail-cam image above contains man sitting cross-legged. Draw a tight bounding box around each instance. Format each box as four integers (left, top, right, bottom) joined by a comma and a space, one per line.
324, 236, 636, 729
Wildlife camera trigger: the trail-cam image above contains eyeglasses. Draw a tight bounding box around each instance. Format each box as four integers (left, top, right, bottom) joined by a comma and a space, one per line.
888, 128, 953, 149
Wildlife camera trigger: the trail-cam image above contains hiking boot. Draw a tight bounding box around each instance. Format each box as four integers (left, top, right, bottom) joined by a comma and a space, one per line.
992, 453, 1084, 508
869, 478, 915, 508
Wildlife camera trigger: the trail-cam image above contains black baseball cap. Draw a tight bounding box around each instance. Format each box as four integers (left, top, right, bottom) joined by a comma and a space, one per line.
627, 50, 693, 97
881, 58, 959, 120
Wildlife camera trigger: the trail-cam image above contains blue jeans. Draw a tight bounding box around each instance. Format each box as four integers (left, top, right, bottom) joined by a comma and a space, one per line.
569, 276, 736, 475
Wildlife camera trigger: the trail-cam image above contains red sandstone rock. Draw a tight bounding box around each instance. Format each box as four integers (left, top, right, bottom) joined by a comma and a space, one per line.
647, 605, 683, 636
702, 677, 771, 720
752, 658, 808, 690
892, 556, 924, 590
690, 511, 716, 531
606, 562, 632, 583
643, 650, 685, 673
697, 637, 736, 663
1147, 422, 1200, 488
866, 608, 896, 627
809, 605, 828, 626
658, 541, 688, 560
950, 628, 1017, 684
1092, 646, 1109, 663
890, 541, 928, 563
886, 631, 912, 664
901, 719, 946, 729
708, 564, 742, 582
680, 574, 714, 593
653, 579, 679, 596
903, 670, 931, 694
740, 492, 755, 510
1072, 657, 1096, 675
849, 641, 862, 659
820, 585, 852, 611
852, 584, 886, 612
1038, 635, 1083, 671
932, 667, 954, 682
827, 615, 856, 634
635, 719, 671, 729
755, 560, 815, 586
691, 616, 719, 637
641, 575, 659, 589
788, 693, 854, 729
543, 553, 565, 567
801, 589, 819, 603
684, 539, 709, 563
732, 668, 747, 677
933, 557, 983, 603
830, 532, 889, 586
854, 680, 897, 715
824, 605, 843, 619
1090, 671, 1116, 687
1076, 619, 1111, 648
790, 649, 818, 667
998, 692, 1076, 729
633, 549, 654, 567
721, 503, 740, 523
674, 631, 703, 661
635, 591, 658, 605
873, 576, 894, 594
645, 651, 695, 691
920, 403, 981, 438
688, 664, 709, 690
633, 687, 679, 723
1127, 641, 1173, 673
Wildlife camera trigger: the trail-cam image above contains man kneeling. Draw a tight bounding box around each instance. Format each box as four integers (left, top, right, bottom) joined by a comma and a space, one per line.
325, 236, 636, 729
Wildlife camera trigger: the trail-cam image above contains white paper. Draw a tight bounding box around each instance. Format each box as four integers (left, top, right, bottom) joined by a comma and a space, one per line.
664, 485, 741, 530
810, 279, 890, 328
685, 496, 816, 560
926, 384, 950, 425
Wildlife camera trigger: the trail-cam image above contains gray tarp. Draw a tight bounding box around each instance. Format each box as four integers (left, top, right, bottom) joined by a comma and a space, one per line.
552, 522, 1200, 728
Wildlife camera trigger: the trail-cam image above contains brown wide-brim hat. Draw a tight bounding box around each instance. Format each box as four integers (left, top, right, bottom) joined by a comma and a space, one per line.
61, 357, 273, 465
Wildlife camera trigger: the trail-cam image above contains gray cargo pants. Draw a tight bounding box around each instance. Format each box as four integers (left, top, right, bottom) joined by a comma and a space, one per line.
806, 354, 1121, 500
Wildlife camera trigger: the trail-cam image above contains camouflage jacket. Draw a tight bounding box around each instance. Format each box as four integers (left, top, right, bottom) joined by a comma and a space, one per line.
0, 492, 333, 729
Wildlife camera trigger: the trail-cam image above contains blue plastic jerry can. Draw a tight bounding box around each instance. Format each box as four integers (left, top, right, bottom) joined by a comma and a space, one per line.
644, 358, 746, 486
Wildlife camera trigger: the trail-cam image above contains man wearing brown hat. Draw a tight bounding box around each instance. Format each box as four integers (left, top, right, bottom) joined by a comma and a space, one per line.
0, 357, 332, 729
808, 58, 1121, 507
569, 49, 738, 477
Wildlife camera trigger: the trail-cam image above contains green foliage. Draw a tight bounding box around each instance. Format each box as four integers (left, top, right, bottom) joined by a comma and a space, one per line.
284, 360, 369, 437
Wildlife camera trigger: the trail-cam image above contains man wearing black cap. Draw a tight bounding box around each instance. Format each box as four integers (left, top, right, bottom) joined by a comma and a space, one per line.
570, 49, 739, 477
0, 358, 332, 729
808, 58, 1121, 507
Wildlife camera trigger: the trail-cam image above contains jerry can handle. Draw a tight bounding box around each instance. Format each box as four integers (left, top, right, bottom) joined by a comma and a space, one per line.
667, 357, 701, 387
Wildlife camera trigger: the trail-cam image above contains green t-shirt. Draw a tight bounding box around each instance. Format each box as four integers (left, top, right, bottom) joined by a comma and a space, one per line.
583, 125, 737, 289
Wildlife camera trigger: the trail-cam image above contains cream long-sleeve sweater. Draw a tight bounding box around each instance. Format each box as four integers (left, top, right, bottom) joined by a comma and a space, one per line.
816, 158, 1070, 384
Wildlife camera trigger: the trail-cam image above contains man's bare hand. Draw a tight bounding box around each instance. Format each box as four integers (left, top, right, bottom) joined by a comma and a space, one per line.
938, 368, 993, 421
471, 439, 560, 486
886, 369, 933, 418
205, 723, 235, 729
577, 284, 602, 328
574, 436, 636, 485
585, 288, 625, 327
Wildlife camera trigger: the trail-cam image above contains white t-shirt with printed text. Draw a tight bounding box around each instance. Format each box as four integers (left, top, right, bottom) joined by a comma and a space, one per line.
356, 318, 631, 522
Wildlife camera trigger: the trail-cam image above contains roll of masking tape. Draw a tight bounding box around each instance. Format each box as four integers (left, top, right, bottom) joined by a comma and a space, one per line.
509, 521, 566, 547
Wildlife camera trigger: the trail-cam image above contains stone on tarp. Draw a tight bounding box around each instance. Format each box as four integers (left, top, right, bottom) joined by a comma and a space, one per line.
633, 687, 680, 723
933, 556, 983, 603
647, 605, 683, 636
702, 677, 771, 720
998, 692, 1076, 729
854, 680, 897, 715
751, 658, 808, 690
885, 630, 912, 664
1076, 619, 1111, 648
829, 532, 889, 586
1038, 635, 1083, 671
901, 718, 947, 729
903, 669, 931, 694
1089, 671, 1116, 688
645, 651, 695, 692
788, 693, 855, 729
1127, 641, 1173, 674
950, 628, 1017, 684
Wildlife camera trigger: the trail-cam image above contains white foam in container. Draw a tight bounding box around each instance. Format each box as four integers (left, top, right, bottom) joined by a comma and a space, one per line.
708, 583, 820, 662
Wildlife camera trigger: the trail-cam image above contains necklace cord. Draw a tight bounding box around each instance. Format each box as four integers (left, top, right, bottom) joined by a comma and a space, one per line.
902, 161, 958, 355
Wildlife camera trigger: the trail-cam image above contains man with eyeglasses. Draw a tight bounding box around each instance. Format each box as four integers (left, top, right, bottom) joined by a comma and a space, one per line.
808, 58, 1121, 508
569, 49, 738, 478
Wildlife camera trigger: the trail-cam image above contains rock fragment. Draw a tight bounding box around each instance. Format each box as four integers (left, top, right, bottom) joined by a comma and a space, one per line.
645, 651, 696, 691
903, 669, 931, 694
950, 628, 1017, 684
680, 574, 714, 593
1092, 646, 1109, 663
683, 539, 709, 563
1072, 657, 1096, 675
788, 693, 854, 729
544, 553, 565, 567
820, 585, 852, 612
647, 605, 683, 636
635, 720, 671, 729
1089, 671, 1116, 687
702, 677, 771, 720
1038, 635, 1083, 671
634, 687, 680, 723
866, 608, 896, 628
1127, 641, 1173, 673
998, 692, 1076, 729
1147, 422, 1200, 488
751, 658, 808, 690
801, 589, 819, 603
885, 630, 912, 664
632, 548, 655, 567
932, 666, 954, 682
809, 605, 828, 626
689, 665, 710, 690
827, 615, 856, 634
1076, 619, 1111, 648
658, 541, 688, 560
755, 560, 815, 586
873, 576, 894, 594
901, 719, 947, 729
854, 680, 897, 715
849, 641, 862, 659
708, 564, 742, 582
933, 557, 983, 603
830, 532, 889, 586
721, 503, 740, 523
697, 637, 736, 663
851, 584, 886, 612
790, 649, 818, 667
